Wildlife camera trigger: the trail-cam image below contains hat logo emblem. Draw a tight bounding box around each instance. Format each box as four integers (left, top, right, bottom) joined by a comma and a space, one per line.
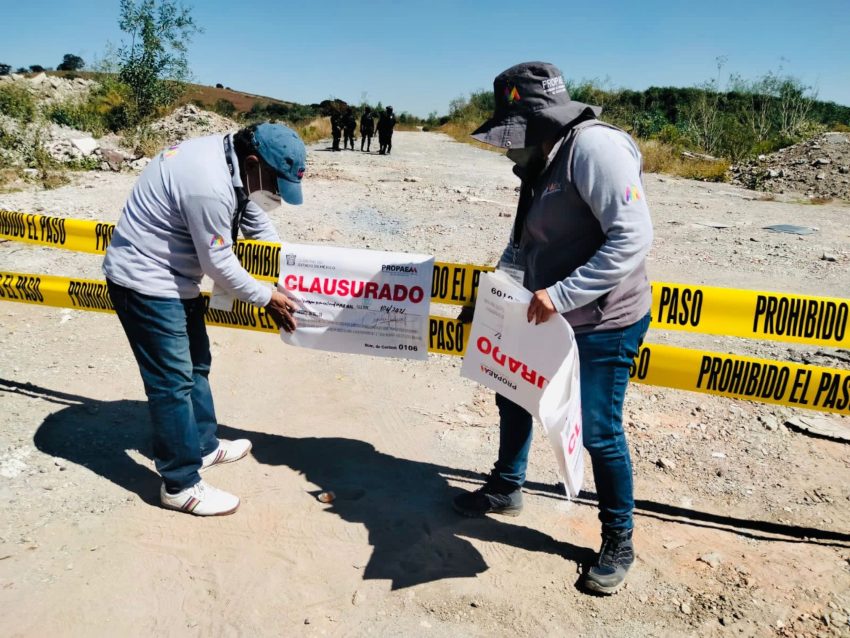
296, 167, 305, 178
504, 86, 520, 103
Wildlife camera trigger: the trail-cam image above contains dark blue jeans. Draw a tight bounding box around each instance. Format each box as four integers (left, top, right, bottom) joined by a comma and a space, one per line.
107, 280, 220, 491
493, 313, 650, 534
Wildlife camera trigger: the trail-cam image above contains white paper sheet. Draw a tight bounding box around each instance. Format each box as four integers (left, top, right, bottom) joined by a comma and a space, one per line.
460, 271, 584, 496
278, 243, 434, 360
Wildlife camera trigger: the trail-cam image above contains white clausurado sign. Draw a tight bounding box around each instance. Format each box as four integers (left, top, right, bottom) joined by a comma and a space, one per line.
461, 271, 585, 497
277, 243, 434, 360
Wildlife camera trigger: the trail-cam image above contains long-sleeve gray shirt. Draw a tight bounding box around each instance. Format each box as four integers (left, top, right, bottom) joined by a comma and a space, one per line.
545, 124, 653, 313
103, 133, 280, 307
503, 121, 653, 331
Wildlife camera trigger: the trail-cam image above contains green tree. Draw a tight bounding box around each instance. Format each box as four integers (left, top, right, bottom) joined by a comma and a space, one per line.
117, 0, 202, 119
0, 63, 10, 76
57, 54, 85, 71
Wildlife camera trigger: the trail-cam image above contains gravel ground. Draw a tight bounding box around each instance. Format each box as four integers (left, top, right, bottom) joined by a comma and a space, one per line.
0, 131, 848, 637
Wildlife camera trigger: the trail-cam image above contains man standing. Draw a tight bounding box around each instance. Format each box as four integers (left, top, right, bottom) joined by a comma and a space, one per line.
452, 62, 653, 595
103, 123, 305, 516
342, 108, 357, 150
331, 111, 342, 151
360, 106, 375, 152
377, 105, 397, 155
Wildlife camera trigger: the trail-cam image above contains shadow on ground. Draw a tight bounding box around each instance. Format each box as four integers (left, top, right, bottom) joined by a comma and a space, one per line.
9, 379, 589, 589
6, 377, 848, 590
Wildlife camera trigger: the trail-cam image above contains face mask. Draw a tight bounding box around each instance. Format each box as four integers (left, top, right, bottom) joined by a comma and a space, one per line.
506, 145, 543, 168
245, 164, 282, 212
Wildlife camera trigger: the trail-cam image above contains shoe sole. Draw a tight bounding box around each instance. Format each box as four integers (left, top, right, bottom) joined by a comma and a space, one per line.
452, 502, 522, 518
584, 579, 623, 595
200, 443, 252, 473
160, 501, 240, 516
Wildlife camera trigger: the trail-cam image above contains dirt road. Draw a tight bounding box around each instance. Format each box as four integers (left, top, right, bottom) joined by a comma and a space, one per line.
1, 132, 849, 637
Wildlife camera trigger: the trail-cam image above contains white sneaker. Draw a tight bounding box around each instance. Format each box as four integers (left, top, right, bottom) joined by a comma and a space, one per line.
160, 480, 240, 516
201, 439, 252, 471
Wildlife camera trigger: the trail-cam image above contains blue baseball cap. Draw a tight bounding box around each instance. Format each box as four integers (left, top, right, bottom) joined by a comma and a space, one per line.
252, 123, 307, 205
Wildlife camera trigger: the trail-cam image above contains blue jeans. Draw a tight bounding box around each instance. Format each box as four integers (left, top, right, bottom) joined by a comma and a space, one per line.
107, 280, 219, 491
493, 313, 650, 534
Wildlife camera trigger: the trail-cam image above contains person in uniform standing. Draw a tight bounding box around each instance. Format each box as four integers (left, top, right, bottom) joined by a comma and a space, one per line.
452, 62, 653, 595
331, 111, 342, 151
377, 105, 397, 155
343, 107, 357, 150
360, 106, 375, 152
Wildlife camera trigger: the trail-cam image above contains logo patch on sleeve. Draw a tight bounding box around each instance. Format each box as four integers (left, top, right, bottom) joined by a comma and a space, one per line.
625, 185, 642, 203
209, 235, 226, 248
163, 144, 180, 159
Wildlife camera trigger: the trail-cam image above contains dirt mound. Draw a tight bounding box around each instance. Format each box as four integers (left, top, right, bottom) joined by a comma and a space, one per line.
732, 132, 850, 200
148, 104, 238, 144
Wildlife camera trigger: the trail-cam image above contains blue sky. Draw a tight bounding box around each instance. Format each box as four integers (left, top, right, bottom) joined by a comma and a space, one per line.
3, 0, 849, 116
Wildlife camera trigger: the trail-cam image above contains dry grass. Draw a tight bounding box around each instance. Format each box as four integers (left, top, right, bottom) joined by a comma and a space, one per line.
0, 168, 25, 193
437, 121, 502, 153
639, 140, 730, 182
295, 117, 331, 145
806, 196, 834, 205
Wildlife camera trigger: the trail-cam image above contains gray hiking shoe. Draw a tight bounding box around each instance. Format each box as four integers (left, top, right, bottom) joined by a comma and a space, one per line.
452, 478, 523, 518
584, 530, 634, 594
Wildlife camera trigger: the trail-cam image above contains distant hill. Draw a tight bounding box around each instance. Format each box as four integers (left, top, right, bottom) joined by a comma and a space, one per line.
180, 82, 296, 116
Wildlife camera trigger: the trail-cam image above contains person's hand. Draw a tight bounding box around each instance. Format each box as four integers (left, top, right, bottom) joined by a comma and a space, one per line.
527, 289, 557, 325
457, 303, 476, 324
266, 289, 300, 333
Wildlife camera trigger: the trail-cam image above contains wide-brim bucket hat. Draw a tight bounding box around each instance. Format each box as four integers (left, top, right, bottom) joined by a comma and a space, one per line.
471, 61, 602, 149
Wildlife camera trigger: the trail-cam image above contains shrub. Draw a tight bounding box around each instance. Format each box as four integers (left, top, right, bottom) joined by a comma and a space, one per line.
213, 98, 236, 117
0, 84, 36, 122
124, 124, 167, 157
45, 76, 135, 135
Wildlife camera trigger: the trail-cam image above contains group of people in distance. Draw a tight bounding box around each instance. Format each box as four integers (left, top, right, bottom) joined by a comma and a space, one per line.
331, 105, 397, 154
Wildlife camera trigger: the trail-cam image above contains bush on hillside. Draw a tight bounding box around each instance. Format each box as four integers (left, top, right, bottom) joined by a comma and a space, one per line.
0, 84, 37, 122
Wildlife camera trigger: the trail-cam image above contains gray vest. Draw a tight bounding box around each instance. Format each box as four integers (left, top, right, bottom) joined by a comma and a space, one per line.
519, 120, 650, 333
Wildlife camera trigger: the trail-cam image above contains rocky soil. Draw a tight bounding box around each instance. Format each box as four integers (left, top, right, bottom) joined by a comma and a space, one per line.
732, 132, 850, 200
0, 72, 238, 173
0, 132, 848, 637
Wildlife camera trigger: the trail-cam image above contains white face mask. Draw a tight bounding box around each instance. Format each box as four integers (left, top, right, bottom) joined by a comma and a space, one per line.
246, 164, 282, 211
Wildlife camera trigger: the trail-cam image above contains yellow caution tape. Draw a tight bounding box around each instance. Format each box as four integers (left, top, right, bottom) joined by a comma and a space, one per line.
628, 342, 848, 416
651, 282, 848, 348
0, 210, 490, 305
0, 210, 114, 254
1, 270, 847, 415
2, 210, 848, 347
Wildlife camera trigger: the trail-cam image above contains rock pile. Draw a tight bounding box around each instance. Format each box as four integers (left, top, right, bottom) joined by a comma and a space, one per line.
731, 132, 850, 200
0, 72, 97, 106
148, 104, 238, 144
